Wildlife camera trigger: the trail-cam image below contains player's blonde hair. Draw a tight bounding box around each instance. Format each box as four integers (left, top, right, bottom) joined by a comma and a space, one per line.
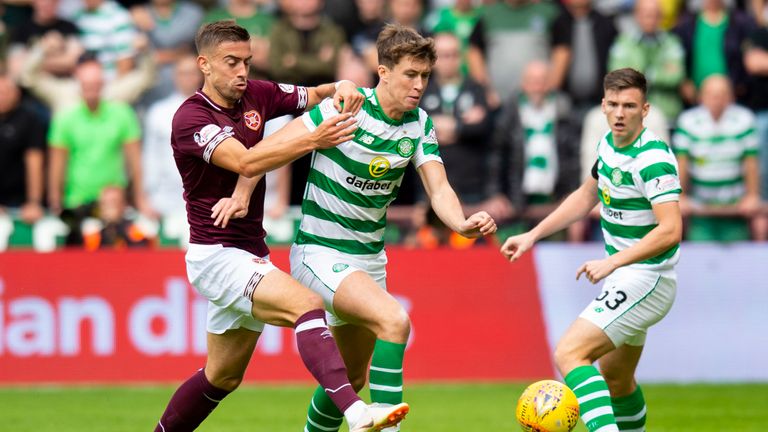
376, 24, 436, 69
195, 20, 250, 55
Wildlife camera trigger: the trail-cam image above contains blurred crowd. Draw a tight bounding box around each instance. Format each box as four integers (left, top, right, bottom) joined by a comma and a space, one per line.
1, 0, 767, 251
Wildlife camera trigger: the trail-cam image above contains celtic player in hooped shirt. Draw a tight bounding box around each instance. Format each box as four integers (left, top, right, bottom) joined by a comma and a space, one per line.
501, 68, 682, 432
289, 24, 497, 432
156, 20, 412, 432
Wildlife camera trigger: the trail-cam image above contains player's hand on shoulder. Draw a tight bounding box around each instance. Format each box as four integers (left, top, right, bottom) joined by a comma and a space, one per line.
459, 211, 497, 238
333, 80, 364, 114
312, 113, 357, 149
500, 232, 535, 262
211, 196, 248, 228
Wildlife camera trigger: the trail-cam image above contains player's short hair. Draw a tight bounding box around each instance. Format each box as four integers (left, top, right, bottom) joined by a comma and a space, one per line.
604, 68, 647, 99
195, 20, 250, 55
376, 24, 436, 69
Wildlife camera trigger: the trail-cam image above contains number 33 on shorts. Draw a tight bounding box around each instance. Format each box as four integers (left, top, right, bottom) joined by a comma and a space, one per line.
579, 268, 676, 347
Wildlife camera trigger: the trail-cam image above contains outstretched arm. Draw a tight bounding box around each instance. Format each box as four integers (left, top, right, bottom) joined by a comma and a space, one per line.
417, 160, 497, 237
501, 177, 599, 262
210, 112, 357, 178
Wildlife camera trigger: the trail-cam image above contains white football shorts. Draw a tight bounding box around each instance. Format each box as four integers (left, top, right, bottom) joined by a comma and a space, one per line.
579, 266, 677, 347
185, 244, 277, 334
290, 243, 387, 326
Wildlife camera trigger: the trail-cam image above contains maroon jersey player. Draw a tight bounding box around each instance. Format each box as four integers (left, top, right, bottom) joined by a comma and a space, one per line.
153, 20, 409, 432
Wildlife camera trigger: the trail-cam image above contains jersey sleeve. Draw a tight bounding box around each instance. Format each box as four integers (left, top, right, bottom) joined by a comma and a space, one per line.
251, 80, 308, 119
671, 123, 692, 156
412, 113, 443, 168
301, 97, 338, 132
172, 103, 235, 163
117, 103, 141, 144
637, 151, 682, 204
742, 124, 758, 157
48, 110, 70, 149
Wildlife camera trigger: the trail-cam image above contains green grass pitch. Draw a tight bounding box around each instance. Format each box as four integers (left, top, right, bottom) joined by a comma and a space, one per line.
1, 383, 765, 431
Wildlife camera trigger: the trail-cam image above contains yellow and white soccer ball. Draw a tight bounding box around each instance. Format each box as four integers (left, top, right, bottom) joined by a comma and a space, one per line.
516, 379, 580, 432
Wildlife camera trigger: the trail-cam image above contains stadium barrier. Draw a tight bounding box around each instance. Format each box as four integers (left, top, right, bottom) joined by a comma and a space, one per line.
0, 244, 766, 384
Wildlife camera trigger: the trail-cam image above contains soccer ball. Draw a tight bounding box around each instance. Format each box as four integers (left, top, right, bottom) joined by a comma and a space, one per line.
516, 380, 580, 432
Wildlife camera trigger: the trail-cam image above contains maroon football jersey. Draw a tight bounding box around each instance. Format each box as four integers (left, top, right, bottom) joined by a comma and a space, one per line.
171, 80, 308, 256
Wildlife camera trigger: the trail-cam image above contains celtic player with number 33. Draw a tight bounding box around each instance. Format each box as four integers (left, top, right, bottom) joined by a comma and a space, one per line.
501, 68, 682, 432
290, 24, 497, 432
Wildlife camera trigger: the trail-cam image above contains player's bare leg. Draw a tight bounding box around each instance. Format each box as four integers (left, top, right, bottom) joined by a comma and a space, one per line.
599, 344, 647, 431
554, 318, 620, 432
304, 271, 410, 432
154, 328, 259, 431
334, 272, 410, 407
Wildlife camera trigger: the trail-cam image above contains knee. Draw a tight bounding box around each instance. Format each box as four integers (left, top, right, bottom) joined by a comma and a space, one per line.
289, 292, 326, 324
207, 372, 244, 393
553, 343, 579, 376
377, 307, 411, 341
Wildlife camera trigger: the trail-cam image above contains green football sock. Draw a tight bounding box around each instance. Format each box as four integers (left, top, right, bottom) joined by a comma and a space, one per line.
304, 385, 344, 432
369, 339, 406, 405
565, 365, 619, 432
612, 385, 646, 431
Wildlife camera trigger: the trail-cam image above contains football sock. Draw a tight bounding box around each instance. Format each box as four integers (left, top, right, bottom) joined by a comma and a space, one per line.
304, 386, 345, 432
295, 310, 361, 416
369, 339, 406, 405
154, 368, 231, 431
612, 385, 646, 431
565, 365, 619, 432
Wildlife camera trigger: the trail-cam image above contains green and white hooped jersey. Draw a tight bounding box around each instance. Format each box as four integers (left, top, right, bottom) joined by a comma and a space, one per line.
596, 128, 681, 271
296, 88, 442, 255
672, 105, 758, 205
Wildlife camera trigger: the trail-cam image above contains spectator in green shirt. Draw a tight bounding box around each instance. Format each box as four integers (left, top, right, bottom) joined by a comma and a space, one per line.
47, 55, 150, 245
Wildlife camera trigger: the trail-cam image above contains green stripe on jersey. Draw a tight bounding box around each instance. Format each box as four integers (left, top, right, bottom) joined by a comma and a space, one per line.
639, 162, 677, 182
598, 158, 635, 186
598, 192, 652, 210
691, 177, 743, 187
318, 147, 405, 182
675, 126, 755, 143
601, 218, 656, 239
607, 132, 671, 158
307, 169, 395, 209
301, 199, 386, 233
606, 243, 679, 264
296, 230, 383, 255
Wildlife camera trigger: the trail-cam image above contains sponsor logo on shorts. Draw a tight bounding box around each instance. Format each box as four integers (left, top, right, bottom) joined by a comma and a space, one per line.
346, 175, 392, 191
244, 110, 262, 131
594, 307, 604, 313
396, 137, 415, 157
332, 263, 349, 273
611, 168, 623, 186
368, 156, 390, 178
